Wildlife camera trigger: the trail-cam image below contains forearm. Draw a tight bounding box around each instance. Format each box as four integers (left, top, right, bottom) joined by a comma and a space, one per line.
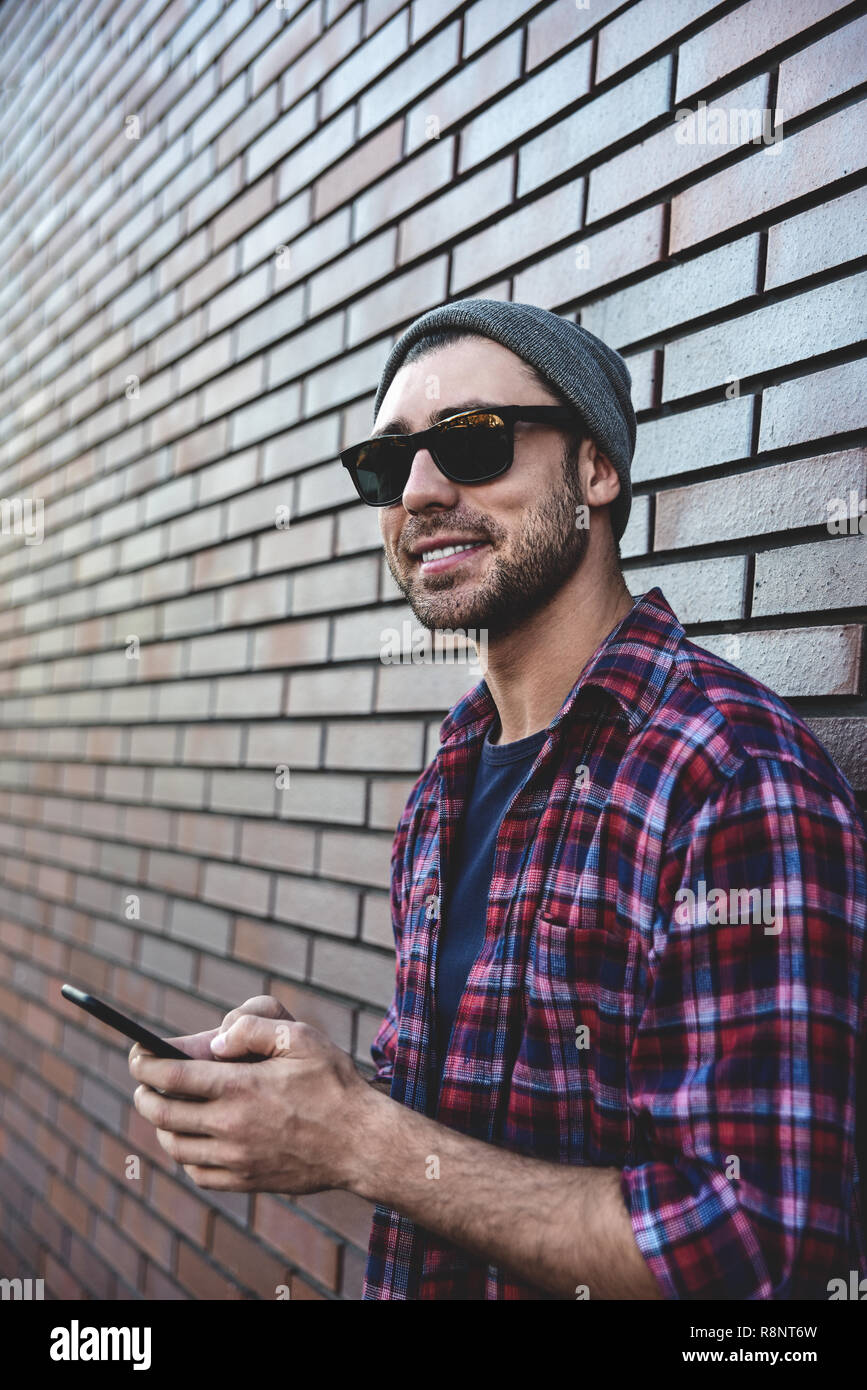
348, 1088, 662, 1299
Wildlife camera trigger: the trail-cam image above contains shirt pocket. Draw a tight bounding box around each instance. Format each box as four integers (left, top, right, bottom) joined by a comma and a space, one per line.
510, 910, 641, 1165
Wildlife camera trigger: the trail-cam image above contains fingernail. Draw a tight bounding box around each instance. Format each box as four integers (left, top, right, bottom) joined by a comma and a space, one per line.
211, 1033, 227, 1051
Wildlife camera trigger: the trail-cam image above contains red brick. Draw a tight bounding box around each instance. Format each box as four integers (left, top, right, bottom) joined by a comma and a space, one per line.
266, 980, 354, 1053
290, 1272, 329, 1298
44, 1253, 87, 1300
211, 1214, 290, 1296
253, 1193, 340, 1288
177, 1239, 246, 1299
92, 1215, 141, 1286
150, 1169, 211, 1246
2, 0, 864, 1313
280, 7, 363, 111
654, 450, 866, 548
314, 119, 404, 219
233, 915, 307, 977
142, 1263, 191, 1299
361, 138, 457, 246
340, 1242, 367, 1299
48, 1174, 92, 1239
527, 0, 624, 70
250, 3, 325, 98
119, 1190, 174, 1266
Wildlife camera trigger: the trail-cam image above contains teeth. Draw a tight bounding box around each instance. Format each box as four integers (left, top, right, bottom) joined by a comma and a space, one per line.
421, 542, 480, 563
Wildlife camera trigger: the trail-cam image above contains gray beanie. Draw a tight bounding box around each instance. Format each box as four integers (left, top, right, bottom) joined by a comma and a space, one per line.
372, 297, 635, 541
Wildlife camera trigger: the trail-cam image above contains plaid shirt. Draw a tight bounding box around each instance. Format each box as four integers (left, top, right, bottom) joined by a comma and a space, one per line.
363, 588, 867, 1300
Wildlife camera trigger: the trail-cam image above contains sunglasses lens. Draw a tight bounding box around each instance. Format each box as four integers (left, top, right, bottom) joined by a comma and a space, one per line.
353, 437, 415, 505
438, 411, 509, 481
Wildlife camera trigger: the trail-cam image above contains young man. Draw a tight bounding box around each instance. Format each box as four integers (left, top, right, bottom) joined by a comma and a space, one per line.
130, 298, 867, 1301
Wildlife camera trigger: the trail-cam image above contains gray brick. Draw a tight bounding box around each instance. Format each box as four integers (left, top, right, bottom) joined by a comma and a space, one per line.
697, 625, 861, 698
759, 359, 867, 453
753, 537, 867, 617
663, 272, 867, 401
632, 396, 754, 485
581, 236, 760, 351
655, 450, 866, 549
310, 938, 395, 1006
627, 556, 747, 623
459, 41, 593, 173
518, 58, 670, 197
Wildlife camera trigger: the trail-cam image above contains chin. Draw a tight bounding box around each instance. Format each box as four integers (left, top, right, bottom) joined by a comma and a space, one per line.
409, 596, 483, 634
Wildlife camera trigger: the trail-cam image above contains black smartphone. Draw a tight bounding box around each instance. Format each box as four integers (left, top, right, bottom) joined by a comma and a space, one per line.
61, 984, 190, 1059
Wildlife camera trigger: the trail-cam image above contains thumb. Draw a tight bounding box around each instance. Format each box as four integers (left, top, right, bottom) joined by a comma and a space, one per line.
209, 1014, 292, 1060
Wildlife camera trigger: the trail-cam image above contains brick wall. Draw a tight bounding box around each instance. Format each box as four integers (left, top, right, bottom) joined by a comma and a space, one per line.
0, 0, 864, 1301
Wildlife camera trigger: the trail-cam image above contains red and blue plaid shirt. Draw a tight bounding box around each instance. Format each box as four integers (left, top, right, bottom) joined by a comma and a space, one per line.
363, 588, 867, 1300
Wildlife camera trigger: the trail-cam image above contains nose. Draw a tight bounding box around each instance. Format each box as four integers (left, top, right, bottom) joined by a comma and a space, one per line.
401, 446, 460, 513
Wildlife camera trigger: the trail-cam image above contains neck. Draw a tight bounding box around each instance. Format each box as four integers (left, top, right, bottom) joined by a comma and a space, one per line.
483, 569, 634, 745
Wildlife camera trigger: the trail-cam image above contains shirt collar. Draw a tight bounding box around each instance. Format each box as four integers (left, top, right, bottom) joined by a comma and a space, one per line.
438, 588, 685, 745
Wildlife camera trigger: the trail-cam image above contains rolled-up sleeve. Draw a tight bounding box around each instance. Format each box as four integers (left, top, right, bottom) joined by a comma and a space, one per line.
621, 757, 867, 1299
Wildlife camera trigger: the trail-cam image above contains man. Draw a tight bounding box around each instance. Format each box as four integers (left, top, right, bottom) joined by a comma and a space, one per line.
130, 298, 867, 1301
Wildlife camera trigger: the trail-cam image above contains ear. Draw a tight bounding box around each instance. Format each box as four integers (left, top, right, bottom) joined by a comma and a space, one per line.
581, 440, 621, 505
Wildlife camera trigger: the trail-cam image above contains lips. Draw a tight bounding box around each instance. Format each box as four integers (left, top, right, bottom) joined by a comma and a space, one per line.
415, 540, 489, 575
407, 533, 487, 558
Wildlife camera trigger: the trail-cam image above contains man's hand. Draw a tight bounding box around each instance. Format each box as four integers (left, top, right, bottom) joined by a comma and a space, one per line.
210, 993, 296, 1061
131, 995, 295, 1066
129, 1014, 373, 1194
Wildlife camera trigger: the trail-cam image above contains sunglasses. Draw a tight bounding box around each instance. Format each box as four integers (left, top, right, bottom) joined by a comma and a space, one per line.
340, 405, 581, 507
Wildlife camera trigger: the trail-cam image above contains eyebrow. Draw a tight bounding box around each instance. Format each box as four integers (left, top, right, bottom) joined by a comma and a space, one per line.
370, 400, 501, 439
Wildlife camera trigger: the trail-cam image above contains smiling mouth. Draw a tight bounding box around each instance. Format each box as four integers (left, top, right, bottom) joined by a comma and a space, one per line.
413, 541, 490, 574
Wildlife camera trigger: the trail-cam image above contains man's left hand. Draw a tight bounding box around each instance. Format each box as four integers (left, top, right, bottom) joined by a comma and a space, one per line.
129, 1015, 372, 1193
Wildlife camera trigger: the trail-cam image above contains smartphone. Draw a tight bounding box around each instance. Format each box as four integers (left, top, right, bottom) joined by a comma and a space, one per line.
61, 984, 190, 1059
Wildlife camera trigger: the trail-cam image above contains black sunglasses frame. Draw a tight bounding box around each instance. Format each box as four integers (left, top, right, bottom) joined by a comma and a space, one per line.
340, 405, 582, 507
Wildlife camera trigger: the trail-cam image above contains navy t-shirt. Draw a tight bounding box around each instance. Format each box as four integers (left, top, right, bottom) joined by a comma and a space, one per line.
434, 717, 549, 1076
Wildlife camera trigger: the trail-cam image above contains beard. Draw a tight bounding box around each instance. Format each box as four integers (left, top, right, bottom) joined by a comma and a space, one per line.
385, 450, 589, 640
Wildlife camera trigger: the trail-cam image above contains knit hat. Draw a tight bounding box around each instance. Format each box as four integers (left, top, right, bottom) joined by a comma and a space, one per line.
372, 298, 636, 541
